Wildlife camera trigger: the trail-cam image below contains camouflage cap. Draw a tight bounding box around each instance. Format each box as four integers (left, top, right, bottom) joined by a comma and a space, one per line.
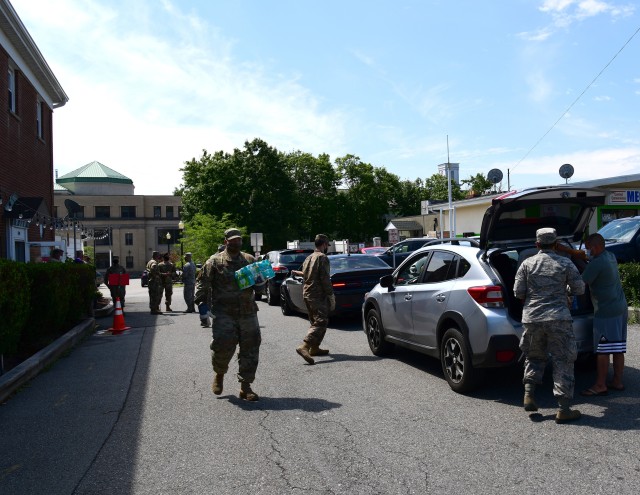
536, 227, 557, 244
224, 228, 242, 240
314, 234, 329, 243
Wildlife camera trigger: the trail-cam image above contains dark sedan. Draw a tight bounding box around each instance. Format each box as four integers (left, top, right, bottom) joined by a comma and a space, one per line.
280, 254, 393, 317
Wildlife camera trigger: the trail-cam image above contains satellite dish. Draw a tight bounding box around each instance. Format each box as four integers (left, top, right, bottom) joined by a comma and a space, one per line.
559, 164, 574, 181
487, 168, 503, 184
64, 199, 82, 217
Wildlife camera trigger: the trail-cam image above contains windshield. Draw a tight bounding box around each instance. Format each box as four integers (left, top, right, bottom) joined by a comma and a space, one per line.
598, 218, 640, 243
329, 256, 390, 274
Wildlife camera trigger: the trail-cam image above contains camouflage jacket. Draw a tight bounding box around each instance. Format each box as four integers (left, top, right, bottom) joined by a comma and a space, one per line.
195, 251, 258, 316
301, 251, 334, 300
514, 249, 585, 323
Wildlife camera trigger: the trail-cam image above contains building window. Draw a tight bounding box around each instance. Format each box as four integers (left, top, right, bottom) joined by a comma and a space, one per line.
154, 206, 161, 218
73, 207, 85, 219
8, 68, 16, 113
95, 206, 110, 218
121, 206, 136, 218
166, 206, 174, 219
36, 100, 44, 139
95, 253, 110, 270
125, 256, 134, 269
125, 233, 133, 245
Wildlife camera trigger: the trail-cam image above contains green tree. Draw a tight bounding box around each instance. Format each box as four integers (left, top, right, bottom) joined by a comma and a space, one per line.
391, 178, 426, 217
461, 173, 494, 197
180, 213, 244, 264
285, 151, 340, 240
335, 155, 401, 242
424, 173, 465, 201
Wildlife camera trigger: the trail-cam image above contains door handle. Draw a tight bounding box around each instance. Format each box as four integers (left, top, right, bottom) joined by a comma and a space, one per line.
436, 293, 446, 302
404, 294, 412, 301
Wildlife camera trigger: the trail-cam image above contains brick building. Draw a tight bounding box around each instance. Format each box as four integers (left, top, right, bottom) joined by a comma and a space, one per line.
1, 0, 68, 260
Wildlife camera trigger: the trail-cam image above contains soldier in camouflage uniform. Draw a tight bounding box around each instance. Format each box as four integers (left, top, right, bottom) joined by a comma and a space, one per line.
294, 234, 335, 365
105, 256, 127, 307
147, 251, 164, 314
514, 227, 585, 423
158, 252, 176, 312
195, 228, 261, 401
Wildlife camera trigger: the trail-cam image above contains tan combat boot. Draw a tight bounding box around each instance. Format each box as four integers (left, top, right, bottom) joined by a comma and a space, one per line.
523, 383, 538, 412
555, 398, 581, 424
296, 342, 315, 365
239, 382, 259, 401
166, 303, 172, 312
309, 345, 330, 356
212, 373, 224, 395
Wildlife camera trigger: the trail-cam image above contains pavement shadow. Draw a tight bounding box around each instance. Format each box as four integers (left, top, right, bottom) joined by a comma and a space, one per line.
225, 395, 342, 413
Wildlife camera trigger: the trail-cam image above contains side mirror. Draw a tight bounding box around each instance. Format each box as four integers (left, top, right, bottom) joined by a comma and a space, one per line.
380, 274, 394, 288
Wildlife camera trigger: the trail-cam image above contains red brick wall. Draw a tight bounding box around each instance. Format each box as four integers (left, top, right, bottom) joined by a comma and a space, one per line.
1, 46, 56, 258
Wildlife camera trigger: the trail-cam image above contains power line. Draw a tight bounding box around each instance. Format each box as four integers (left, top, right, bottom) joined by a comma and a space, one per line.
511, 24, 640, 174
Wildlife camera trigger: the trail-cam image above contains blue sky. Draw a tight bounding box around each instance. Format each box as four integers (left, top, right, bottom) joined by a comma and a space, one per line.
11, 0, 640, 195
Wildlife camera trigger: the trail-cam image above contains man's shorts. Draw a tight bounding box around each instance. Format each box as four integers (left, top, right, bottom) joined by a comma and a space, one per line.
593, 313, 627, 354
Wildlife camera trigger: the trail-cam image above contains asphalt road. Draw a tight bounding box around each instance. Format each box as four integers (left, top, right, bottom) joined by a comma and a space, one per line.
1, 283, 638, 494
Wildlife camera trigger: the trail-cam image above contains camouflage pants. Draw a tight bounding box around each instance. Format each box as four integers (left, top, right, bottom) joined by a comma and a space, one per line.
520, 320, 577, 399
210, 313, 261, 383
162, 282, 173, 305
183, 283, 195, 311
148, 282, 163, 310
303, 297, 329, 347
108, 285, 126, 306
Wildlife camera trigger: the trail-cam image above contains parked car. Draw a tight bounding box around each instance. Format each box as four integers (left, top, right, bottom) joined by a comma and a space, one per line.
374, 237, 479, 267
141, 270, 149, 287
96, 271, 104, 288
363, 186, 607, 393
597, 216, 640, 263
280, 254, 393, 317
360, 246, 387, 255
263, 249, 314, 305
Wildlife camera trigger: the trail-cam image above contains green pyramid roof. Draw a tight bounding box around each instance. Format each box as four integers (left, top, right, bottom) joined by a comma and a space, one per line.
56, 161, 133, 185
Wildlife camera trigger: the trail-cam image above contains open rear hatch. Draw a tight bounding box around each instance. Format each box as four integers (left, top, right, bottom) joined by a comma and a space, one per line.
479, 186, 607, 251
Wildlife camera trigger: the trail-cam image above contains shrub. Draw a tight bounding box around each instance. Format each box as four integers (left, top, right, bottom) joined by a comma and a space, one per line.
0, 260, 31, 355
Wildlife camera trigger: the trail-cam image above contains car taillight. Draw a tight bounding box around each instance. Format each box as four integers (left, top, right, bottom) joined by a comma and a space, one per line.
496, 350, 516, 363
332, 281, 362, 289
467, 285, 504, 308
272, 266, 289, 273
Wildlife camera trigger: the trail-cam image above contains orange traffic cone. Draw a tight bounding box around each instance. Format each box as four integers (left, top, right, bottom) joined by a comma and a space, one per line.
109, 297, 131, 334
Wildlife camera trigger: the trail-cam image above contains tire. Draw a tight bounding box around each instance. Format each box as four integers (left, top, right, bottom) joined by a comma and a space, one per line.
266, 283, 279, 306
440, 327, 482, 393
280, 287, 294, 316
365, 308, 394, 356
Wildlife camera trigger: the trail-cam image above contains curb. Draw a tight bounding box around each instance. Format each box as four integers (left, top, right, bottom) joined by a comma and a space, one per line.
0, 318, 96, 404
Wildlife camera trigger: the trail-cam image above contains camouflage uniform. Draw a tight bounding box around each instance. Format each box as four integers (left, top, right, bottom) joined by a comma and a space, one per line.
147, 255, 163, 313
514, 248, 585, 399
182, 256, 196, 312
158, 257, 176, 310
195, 250, 261, 384
301, 251, 334, 347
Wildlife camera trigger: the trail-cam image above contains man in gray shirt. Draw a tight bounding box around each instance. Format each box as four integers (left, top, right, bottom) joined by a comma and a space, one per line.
182, 252, 197, 313
514, 227, 585, 423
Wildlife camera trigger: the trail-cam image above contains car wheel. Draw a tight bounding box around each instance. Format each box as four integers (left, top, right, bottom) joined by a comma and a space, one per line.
365, 308, 394, 356
440, 328, 482, 393
280, 287, 293, 316
266, 284, 279, 306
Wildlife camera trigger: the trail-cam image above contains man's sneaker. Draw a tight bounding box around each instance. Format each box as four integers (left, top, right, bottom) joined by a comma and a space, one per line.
555, 409, 581, 424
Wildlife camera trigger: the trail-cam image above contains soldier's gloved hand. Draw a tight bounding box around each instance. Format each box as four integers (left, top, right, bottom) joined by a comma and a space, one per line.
328, 295, 336, 312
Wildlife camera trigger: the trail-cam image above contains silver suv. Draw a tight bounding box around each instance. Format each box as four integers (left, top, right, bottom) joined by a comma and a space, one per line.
363, 186, 607, 393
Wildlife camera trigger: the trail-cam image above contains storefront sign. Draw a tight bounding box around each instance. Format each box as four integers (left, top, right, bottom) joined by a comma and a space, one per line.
609, 190, 640, 204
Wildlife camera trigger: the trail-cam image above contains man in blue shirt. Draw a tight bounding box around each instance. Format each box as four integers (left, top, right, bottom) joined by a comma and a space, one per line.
580, 233, 627, 396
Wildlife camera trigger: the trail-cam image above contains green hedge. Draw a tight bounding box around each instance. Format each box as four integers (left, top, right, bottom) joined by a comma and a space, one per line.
618, 262, 640, 308
0, 259, 95, 356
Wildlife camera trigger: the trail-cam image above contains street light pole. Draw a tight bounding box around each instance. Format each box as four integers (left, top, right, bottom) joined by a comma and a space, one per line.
166, 231, 171, 254
178, 220, 185, 269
